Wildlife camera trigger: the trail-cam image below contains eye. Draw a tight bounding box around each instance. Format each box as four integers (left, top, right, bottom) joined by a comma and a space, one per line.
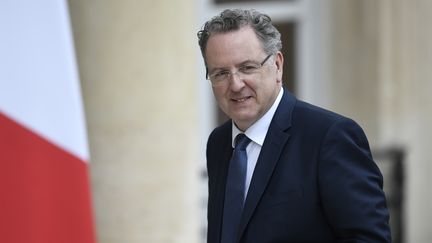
239, 64, 259, 74
213, 70, 230, 79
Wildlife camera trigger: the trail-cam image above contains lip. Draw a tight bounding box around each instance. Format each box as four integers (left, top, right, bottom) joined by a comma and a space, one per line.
231, 96, 252, 103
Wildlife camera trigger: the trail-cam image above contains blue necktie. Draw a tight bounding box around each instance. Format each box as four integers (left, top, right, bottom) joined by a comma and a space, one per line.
221, 134, 251, 243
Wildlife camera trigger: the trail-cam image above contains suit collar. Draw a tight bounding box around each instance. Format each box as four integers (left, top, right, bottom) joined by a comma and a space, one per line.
270, 88, 296, 131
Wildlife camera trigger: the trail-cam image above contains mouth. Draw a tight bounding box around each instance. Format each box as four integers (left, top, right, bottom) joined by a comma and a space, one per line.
231, 96, 252, 103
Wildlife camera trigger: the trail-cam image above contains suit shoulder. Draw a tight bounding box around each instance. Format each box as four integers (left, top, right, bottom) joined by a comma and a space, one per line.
290, 100, 367, 140
207, 120, 231, 147
294, 100, 352, 126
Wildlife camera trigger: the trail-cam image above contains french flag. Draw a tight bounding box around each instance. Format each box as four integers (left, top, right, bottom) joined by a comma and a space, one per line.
0, 1, 96, 242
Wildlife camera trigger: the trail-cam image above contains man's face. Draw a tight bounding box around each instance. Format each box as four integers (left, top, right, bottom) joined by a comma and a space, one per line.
205, 26, 283, 131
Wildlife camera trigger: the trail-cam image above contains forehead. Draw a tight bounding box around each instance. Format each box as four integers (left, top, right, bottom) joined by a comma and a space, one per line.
205, 27, 264, 67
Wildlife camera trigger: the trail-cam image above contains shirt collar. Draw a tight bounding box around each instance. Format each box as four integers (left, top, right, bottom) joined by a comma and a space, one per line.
232, 87, 284, 147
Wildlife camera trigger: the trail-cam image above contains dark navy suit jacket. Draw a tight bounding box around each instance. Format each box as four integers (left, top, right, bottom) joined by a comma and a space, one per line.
206, 90, 391, 243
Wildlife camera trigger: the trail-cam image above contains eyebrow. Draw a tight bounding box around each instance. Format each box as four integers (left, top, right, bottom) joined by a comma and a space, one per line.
209, 58, 261, 72
237, 59, 261, 66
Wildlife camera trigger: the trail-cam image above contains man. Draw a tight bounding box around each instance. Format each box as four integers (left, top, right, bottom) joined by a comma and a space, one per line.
198, 9, 391, 243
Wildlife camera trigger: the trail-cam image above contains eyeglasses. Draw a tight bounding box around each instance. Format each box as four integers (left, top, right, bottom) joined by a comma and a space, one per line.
206, 54, 273, 86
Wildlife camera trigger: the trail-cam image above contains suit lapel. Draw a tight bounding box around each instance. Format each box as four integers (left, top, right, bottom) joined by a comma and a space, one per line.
238, 90, 296, 239
212, 125, 234, 243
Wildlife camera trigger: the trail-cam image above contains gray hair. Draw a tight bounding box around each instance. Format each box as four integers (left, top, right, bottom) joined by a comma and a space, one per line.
197, 9, 282, 62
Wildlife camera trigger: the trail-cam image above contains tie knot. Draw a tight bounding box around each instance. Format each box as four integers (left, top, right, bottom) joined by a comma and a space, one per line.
235, 134, 251, 151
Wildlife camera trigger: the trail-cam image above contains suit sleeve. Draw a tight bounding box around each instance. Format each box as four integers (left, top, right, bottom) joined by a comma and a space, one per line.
318, 118, 391, 242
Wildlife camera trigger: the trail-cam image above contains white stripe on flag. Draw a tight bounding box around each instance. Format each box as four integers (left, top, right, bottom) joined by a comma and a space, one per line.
0, 0, 88, 161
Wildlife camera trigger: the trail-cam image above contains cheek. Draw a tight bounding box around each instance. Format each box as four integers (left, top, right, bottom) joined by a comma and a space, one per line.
255, 82, 279, 104
212, 87, 228, 103
212, 86, 222, 97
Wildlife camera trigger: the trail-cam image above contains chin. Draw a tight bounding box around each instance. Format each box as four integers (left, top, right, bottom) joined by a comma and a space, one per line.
232, 114, 256, 125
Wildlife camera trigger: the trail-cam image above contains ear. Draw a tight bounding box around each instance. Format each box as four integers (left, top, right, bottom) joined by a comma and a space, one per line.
275, 51, 284, 83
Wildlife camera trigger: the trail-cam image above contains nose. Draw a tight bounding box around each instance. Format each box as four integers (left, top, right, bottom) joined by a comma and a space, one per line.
228, 72, 245, 91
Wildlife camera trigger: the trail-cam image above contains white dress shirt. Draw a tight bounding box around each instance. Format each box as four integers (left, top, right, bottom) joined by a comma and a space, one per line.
232, 88, 284, 198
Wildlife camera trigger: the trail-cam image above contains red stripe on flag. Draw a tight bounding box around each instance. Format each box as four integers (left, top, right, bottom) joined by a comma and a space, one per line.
0, 112, 96, 243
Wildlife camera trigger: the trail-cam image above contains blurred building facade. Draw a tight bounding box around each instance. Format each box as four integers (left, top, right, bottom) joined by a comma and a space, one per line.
69, 0, 432, 242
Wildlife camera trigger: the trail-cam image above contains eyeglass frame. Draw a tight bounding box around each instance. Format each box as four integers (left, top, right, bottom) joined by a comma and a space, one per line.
205, 53, 273, 86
